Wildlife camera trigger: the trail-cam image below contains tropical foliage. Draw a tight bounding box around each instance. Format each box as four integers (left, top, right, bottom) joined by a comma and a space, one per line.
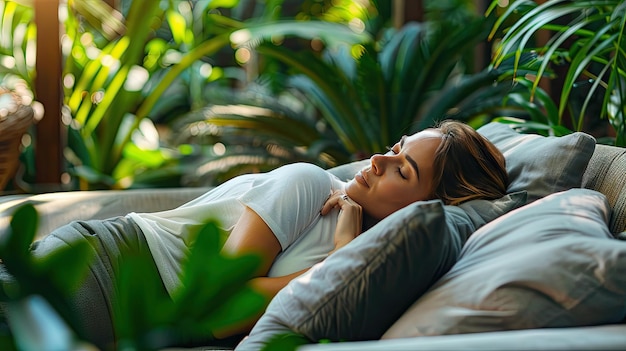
171, 0, 549, 185
488, 0, 626, 144
0, 0, 35, 88
62, 0, 373, 189
0, 204, 268, 350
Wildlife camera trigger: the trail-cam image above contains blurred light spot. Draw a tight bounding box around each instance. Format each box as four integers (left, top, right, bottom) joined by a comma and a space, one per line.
163, 49, 183, 65
311, 38, 324, 51
63, 73, 75, 89
91, 91, 104, 104
32, 101, 44, 121
351, 44, 366, 59
61, 172, 72, 185
348, 18, 365, 33
71, 46, 85, 61
80, 33, 93, 46
271, 35, 284, 45
101, 55, 116, 67
230, 29, 251, 46
61, 106, 72, 125
235, 48, 251, 64
1, 56, 15, 69
21, 133, 31, 147
86, 47, 100, 60
125, 65, 149, 92
199, 63, 213, 78
118, 177, 133, 189
213, 142, 226, 156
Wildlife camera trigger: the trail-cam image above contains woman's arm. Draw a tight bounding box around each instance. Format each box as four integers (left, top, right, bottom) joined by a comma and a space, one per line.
217, 206, 310, 339
216, 188, 363, 338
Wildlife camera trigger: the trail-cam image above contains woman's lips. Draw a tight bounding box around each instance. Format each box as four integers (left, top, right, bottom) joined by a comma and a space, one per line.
355, 170, 369, 188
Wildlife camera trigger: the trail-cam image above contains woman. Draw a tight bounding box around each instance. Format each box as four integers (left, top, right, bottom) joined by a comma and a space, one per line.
1, 120, 508, 349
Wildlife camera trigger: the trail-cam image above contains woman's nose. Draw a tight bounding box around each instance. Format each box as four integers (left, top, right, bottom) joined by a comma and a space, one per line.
370, 154, 386, 175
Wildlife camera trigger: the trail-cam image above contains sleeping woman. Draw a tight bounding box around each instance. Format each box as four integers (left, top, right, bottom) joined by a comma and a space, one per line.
0, 120, 508, 350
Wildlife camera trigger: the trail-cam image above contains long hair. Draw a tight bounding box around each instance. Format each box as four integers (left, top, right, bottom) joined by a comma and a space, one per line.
430, 120, 508, 205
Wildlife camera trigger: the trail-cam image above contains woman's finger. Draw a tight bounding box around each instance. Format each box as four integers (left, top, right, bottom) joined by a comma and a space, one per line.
321, 190, 346, 215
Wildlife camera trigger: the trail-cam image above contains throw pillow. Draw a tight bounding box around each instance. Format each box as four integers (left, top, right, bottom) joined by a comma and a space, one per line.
383, 188, 626, 339
477, 122, 596, 203
236, 191, 526, 350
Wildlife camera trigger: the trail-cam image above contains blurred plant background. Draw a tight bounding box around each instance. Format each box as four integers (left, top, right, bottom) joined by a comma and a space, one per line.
0, 0, 35, 89
0, 0, 531, 192
0, 0, 622, 191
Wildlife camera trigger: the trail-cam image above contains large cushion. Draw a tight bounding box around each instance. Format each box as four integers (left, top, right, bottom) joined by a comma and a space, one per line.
478, 122, 596, 203
236, 191, 526, 350
383, 188, 626, 339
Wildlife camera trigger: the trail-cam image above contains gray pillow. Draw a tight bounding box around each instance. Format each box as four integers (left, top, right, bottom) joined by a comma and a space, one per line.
236, 192, 526, 350
383, 188, 626, 339
478, 122, 596, 203
456, 190, 526, 230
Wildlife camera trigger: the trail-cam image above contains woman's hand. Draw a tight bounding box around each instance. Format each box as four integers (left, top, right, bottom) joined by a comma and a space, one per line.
321, 190, 363, 255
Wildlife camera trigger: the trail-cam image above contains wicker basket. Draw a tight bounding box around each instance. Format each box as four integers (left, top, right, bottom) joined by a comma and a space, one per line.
0, 88, 34, 190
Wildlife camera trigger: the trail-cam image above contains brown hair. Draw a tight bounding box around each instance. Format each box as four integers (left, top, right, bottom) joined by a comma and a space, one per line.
430, 120, 508, 205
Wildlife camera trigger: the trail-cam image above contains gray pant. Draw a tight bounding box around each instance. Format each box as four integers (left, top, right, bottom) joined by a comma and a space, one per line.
21, 216, 161, 350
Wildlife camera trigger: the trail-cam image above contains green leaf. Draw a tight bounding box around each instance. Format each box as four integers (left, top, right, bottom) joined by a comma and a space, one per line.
32, 242, 94, 294
167, 10, 187, 45
231, 21, 371, 50
172, 221, 264, 335
207, 0, 240, 10
261, 332, 310, 351
113, 249, 175, 344
1, 204, 37, 258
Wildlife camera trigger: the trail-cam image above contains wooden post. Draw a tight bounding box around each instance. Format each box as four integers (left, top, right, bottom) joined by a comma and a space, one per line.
394, 0, 423, 28
34, 0, 63, 187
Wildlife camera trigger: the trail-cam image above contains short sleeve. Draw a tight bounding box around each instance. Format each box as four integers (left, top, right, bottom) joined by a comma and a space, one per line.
239, 163, 336, 250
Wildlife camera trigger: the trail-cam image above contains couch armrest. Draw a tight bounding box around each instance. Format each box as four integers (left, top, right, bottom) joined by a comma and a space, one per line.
0, 188, 208, 240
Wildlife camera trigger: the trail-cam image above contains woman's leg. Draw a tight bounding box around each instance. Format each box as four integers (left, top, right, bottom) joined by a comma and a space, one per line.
14, 216, 163, 350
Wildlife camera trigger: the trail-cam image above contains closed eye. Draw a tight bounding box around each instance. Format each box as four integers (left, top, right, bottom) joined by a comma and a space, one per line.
387, 147, 408, 179
397, 168, 407, 179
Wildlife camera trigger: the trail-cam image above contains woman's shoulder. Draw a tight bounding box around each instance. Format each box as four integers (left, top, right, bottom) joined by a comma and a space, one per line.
263, 162, 335, 190
270, 162, 328, 177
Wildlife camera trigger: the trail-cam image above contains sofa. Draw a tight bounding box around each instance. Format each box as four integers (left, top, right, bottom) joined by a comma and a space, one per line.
1, 122, 626, 351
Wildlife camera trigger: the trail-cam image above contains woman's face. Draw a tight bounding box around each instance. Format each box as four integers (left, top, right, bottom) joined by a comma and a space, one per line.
345, 129, 443, 219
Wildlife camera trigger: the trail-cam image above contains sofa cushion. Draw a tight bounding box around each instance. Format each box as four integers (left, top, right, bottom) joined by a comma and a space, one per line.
478, 122, 596, 203
382, 188, 626, 339
582, 144, 626, 234
236, 191, 526, 349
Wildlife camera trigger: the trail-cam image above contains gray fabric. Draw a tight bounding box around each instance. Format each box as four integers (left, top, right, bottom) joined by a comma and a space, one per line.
383, 189, 626, 339
326, 159, 369, 181
456, 190, 526, 230
27, 216, 157, 350
237, 201, 472, 350
0, 188, 207, 241
299, 324, 626, 351
478, 122, 596, 203
582, 144, 626, 234
238, 189, 528, 350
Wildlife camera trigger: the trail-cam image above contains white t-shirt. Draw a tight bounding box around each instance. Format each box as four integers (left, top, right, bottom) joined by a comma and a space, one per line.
127, 163, 345, 295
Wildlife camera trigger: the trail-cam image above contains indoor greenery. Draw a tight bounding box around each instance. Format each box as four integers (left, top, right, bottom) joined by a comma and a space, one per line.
0, 0, 35, 88
170, 0, 549, 184
62, 0, 370, 190
0, 204, 284, 351
488, 0, 626, 144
